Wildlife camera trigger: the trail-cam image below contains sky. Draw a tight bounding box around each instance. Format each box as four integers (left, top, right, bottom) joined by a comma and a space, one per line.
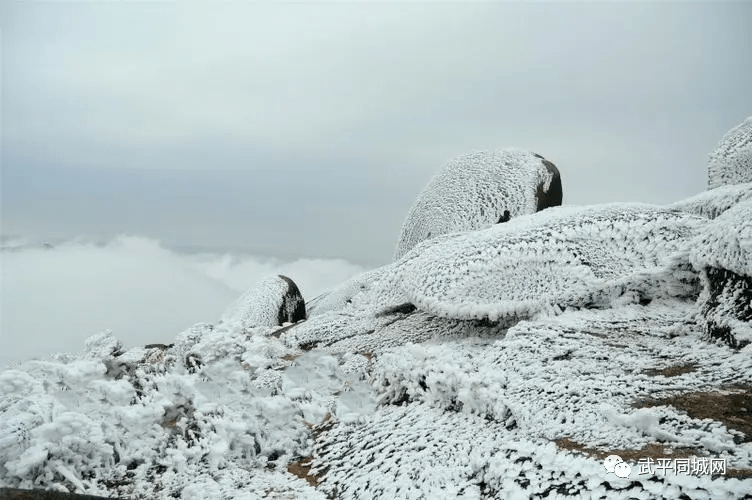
1, 2, 751, 266
0, 2, 751, 367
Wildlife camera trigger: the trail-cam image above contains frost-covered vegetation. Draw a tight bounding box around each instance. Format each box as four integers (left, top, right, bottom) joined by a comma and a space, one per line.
2, 118, 752, 499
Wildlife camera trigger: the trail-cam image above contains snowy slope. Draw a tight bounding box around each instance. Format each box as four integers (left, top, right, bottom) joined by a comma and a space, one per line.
394, 204, 703, 323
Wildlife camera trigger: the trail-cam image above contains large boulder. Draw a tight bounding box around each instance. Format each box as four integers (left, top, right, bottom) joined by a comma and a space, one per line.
690, 199, 752, 348
394, 149, 562, 260
708, 116, 752, 189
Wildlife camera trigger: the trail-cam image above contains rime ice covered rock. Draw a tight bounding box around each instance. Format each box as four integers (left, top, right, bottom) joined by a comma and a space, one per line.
690, 200, 752, 347
306, 266, 398, 317
670, 182, 752, 220
690, 199, 752, 278
394, 149, 562, 260
708, 116, 752, 189
219, 274, 306, 330
283, 204, 705, 354
396, 203, 704, 323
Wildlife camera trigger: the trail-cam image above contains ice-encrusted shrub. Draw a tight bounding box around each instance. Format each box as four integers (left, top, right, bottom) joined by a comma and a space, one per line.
394, 149, 562, 260
0, 317, 382, 497
708, 116, 752, 189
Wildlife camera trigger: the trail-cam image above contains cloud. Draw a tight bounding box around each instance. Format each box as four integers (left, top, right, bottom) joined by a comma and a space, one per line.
0, 236, 366, 368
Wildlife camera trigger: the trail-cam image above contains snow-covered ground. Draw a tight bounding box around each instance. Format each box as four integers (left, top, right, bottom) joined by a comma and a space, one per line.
2, 131, 752, 498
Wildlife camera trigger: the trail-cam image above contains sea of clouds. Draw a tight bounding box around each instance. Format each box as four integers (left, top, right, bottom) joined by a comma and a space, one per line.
0, 235, 366, 369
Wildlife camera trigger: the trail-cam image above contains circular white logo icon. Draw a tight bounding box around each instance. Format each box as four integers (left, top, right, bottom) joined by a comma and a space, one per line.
604, 455, 631, 478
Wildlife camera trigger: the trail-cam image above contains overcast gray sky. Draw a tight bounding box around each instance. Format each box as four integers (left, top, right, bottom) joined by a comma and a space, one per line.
2, 2, 751, 266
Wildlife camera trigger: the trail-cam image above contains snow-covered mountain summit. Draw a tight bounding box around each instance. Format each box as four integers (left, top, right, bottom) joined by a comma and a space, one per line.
2, 117, 752, 499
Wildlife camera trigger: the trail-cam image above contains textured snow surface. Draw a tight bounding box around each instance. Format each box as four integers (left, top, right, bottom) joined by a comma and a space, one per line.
709, 116, 752, 189
219, 275, 301, 330
310, 303, 752, 499
671, 183, 752, 220
306, 266, 397, 318
394, 149, 561, 260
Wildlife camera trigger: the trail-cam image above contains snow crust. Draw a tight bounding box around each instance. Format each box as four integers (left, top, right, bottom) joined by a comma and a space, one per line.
708, 116, 752, 189
394, 149, 560, 260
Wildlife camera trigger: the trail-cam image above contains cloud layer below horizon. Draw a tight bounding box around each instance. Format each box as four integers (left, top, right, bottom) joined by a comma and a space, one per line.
0, 236, 366, 369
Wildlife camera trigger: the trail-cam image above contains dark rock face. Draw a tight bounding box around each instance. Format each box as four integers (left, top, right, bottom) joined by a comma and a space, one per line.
497, 210, 511, 223
277, 275, 306, 325
698, 267, 752, 349
536, 158, 563, 211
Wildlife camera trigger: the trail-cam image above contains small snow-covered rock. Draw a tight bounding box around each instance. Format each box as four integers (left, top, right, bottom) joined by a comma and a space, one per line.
219, 275, 306, 330
708, 116, 752, 189
394, 149, 562, 260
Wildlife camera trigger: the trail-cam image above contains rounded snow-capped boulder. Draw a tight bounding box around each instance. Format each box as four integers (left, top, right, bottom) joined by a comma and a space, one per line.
394, 149, 562, 260
218, 275, 306, 330
708, 116, 752, 189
